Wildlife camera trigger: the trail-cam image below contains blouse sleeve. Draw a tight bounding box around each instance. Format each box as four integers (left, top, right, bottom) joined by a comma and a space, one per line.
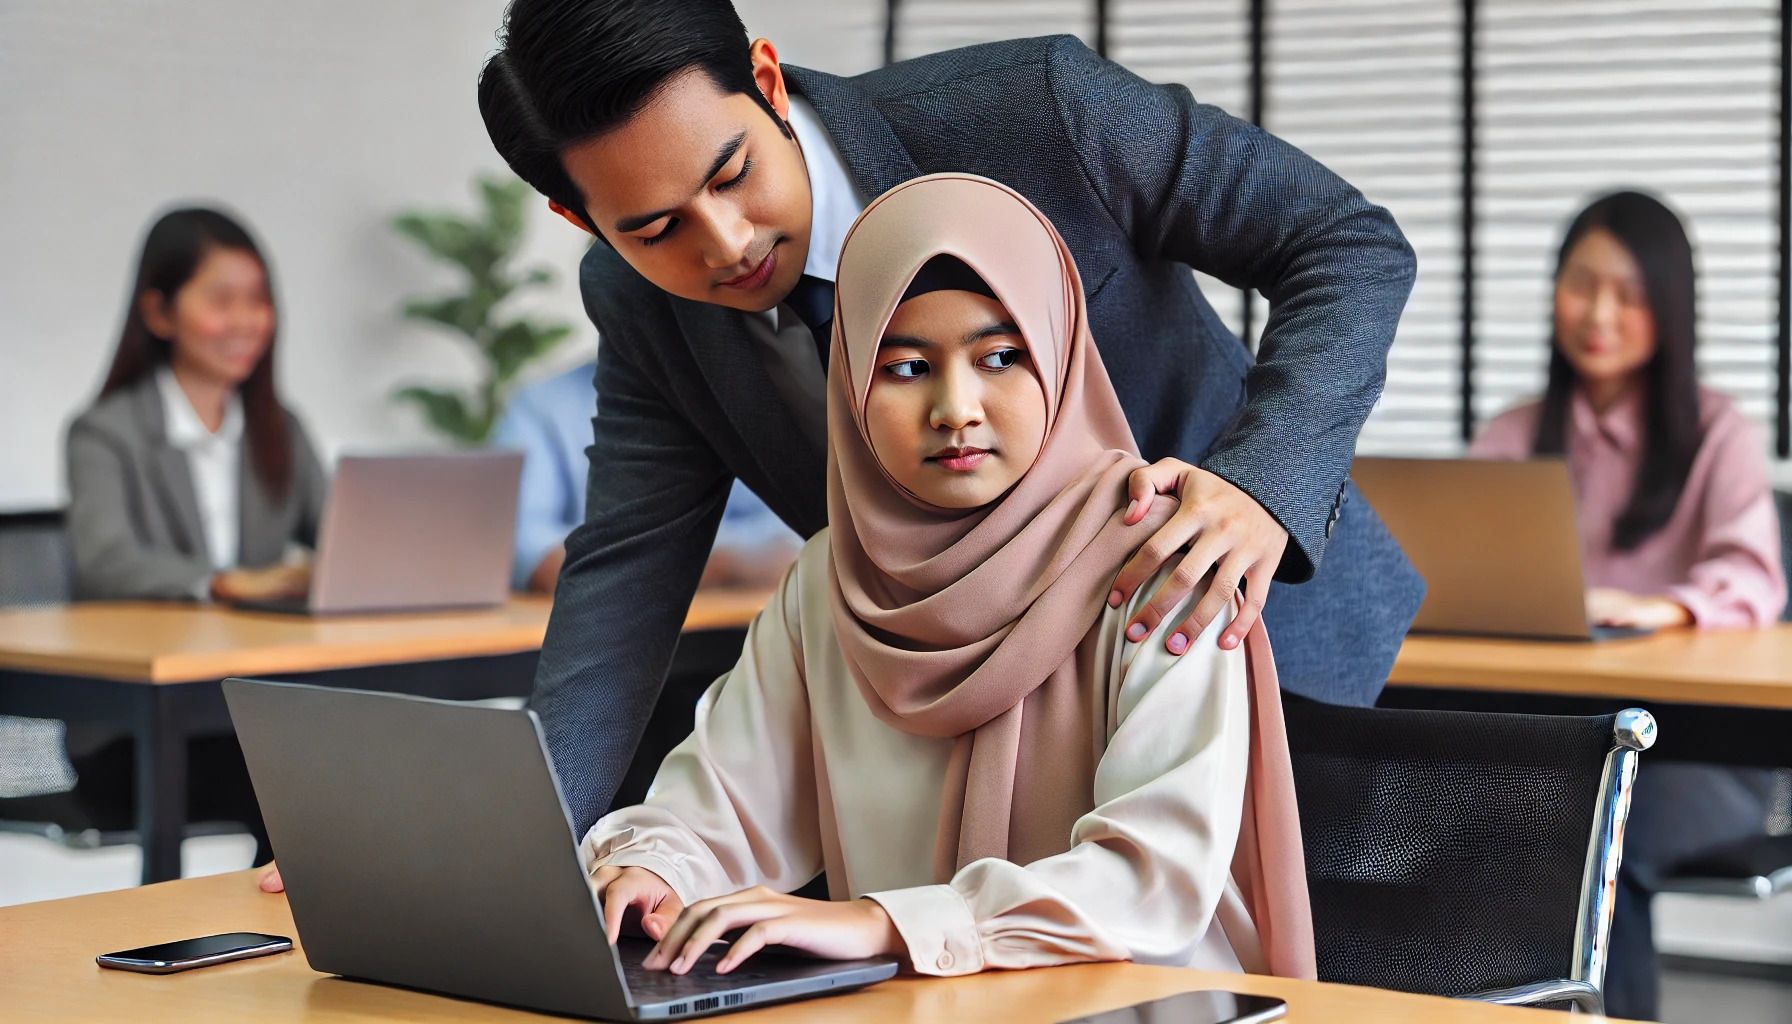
580, 558, 824, 902
864, 585, 1252, 976
1665, 412, 1788, 628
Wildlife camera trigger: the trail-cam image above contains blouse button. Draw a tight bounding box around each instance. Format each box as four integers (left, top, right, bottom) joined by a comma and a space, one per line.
936, 951, 955, 970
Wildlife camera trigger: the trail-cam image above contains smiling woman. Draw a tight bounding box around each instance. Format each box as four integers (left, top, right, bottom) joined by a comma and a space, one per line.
67, 207, 328, 606
56, 206, 333, 872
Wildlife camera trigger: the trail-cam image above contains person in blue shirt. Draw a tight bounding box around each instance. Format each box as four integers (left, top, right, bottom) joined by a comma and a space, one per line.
493, 360, 799, 592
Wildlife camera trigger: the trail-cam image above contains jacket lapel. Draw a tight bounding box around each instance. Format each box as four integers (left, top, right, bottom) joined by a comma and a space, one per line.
672, 299, 826, 533
132, 379, 206, 558
785, 65, 921, 207
785, 64, 1120, 306
237, 444, 283, 566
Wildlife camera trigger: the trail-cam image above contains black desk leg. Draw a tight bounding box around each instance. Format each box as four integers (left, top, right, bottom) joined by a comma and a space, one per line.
134, 686, 187, 884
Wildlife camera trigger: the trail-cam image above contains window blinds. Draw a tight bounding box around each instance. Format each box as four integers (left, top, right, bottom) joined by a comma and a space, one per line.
1475, 0, 1781, 445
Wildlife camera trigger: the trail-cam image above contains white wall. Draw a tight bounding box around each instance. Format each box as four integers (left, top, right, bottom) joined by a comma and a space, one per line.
0, 0, 881, 511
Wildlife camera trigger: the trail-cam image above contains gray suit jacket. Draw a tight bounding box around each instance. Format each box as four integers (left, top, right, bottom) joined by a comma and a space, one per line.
537, 36, 1427, 833
64, 373, 327, 600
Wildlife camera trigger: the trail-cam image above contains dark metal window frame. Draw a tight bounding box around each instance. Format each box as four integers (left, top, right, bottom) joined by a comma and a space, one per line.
883, 0, 1792, 455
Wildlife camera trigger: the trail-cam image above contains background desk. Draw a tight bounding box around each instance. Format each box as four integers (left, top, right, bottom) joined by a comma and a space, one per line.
0, 870, 1600, 1023
1384, 625, 1792, 768
0, 591, 770, 884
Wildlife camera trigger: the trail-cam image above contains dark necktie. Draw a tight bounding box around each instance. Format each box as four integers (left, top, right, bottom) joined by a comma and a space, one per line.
785, 274, 835, 371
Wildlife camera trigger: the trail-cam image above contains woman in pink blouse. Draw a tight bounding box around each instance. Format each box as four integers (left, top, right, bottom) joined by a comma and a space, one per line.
1471, 190, 1785, 1020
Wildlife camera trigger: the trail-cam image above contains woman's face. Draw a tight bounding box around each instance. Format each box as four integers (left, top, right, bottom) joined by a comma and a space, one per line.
1553, 226, 1656, 389
142, 247, 274, 388
863, 290, 1048, 509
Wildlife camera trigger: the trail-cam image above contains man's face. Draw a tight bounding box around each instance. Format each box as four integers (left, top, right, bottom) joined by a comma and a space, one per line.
559, 46, 812, 313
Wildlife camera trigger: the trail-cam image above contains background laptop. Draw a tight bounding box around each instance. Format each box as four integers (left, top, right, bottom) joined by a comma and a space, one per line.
233, 452, 521, 615
1352, 456, 1650, 641
223, 678, 897, 1021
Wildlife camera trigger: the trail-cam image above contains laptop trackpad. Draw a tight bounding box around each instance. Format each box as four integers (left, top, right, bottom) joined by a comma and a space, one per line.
616, 937, 887, 1004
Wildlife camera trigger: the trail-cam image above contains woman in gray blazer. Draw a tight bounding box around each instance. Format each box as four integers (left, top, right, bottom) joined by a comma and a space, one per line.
54, 207, 332, 866
66, 207, 327, 603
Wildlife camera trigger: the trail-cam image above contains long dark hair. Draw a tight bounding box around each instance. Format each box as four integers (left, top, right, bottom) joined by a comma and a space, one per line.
1533, 190, 1701, 550
101, 207, 293, 498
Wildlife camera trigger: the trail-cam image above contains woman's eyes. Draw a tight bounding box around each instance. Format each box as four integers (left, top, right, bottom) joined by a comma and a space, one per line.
639, 158, 754, 247
881, 348, 1021, 379
977, 348, 1021, 371
884, 359, 928, 379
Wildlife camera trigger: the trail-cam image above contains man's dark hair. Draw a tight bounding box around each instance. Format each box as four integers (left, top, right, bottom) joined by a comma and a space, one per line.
479, 0, 782, 233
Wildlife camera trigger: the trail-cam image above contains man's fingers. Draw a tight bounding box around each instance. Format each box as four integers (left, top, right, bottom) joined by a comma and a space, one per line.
257, 863, 285, 893
1123, 467, 1160, 526
1127, 535, 1224, 645
1111, 510, 1205, 610
1175, 553, 1252, 652
1219, 563, 1274, 650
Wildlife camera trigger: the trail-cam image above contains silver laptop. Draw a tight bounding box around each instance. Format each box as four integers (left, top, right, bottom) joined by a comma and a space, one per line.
1352, 457, 1649, 641
234, 452, 522, 615
222, 678, 897, 1021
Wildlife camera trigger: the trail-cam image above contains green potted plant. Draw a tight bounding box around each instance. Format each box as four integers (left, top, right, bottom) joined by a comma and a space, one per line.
389, 175, 573, 444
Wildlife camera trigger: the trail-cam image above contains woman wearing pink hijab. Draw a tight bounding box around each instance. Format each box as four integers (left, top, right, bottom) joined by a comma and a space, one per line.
585, 174, 1313, 981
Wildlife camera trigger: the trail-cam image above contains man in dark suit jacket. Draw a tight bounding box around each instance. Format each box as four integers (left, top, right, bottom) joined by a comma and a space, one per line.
479, 0, 1424, 836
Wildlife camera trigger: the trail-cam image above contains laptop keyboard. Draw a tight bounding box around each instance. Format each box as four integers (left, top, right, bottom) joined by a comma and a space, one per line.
618, 941, 775, 1000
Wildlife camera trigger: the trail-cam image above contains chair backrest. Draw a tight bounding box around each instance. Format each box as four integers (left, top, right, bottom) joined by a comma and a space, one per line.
1284, 697, 1631, 1000
0, 510, 72, 607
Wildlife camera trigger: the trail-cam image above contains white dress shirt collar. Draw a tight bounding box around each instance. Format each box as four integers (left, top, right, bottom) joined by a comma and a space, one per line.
786, 95, 864, 285
155, 365, 243, 572
155, 364, 244, 448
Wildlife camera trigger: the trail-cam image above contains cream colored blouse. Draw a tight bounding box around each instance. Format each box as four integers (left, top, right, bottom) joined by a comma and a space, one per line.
583, 532, 1263, 978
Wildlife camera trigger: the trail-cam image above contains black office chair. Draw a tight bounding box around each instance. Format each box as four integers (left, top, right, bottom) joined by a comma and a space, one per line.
0, 509, 73, 607
1284, 697, 1656, 1016
0, 510, 78, 803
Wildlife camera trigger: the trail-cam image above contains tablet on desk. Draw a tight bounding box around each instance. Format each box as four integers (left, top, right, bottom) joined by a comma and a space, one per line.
1061, 989, 1287, 1024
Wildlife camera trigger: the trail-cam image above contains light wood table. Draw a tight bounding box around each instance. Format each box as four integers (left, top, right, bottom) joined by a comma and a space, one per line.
1384, 624, 1792, 766
0, 870, 1602, 1023
0, 591, 772, 884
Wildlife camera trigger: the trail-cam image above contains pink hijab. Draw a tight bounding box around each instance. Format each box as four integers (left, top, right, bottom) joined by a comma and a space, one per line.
824, 173, 1315, 978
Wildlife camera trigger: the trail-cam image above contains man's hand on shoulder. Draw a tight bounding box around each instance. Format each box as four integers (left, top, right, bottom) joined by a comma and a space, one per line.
1108, 460, 1288, 654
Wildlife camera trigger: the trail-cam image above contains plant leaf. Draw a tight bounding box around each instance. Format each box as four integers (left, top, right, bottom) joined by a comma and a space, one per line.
488, 321, 574, 385
392, 386, 483, 443
478, 176, 530, 255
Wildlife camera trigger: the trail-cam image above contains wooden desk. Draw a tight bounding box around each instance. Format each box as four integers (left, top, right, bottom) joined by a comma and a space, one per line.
1384, 624, 1792, 766
0, 871, 1595, 1023
0, 591, 772, 883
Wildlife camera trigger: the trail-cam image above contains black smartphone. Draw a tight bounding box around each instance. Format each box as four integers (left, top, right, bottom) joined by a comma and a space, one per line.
1060, 989, 1288, 1024
96, 932, 293, 974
